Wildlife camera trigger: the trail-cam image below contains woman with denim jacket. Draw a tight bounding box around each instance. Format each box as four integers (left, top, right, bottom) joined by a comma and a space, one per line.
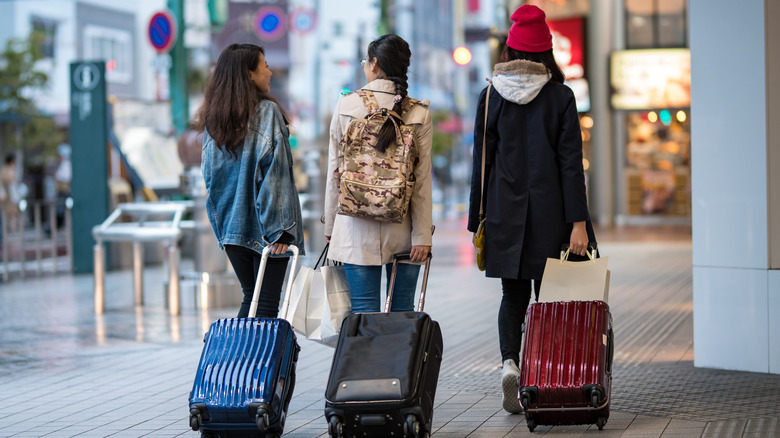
195, 43, 304, 319
323, 34, 433, 313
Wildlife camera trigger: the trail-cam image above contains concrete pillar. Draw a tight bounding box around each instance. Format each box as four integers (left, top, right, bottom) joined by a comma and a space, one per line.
586, 0, 616, 226
690, 0, 780, 373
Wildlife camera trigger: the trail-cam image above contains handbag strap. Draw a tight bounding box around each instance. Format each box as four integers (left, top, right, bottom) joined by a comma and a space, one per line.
479, 82, 492, 220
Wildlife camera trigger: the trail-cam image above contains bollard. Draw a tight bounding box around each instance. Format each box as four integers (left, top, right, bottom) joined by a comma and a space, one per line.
168, 242, 180, 316
18, 200, 26, 279
94, 243, 105, 314
49, 203, 57, 273
1, 209, 8, 282
65, 197, 73, 272
133, 242, 143, 306
34, 203, 42, 275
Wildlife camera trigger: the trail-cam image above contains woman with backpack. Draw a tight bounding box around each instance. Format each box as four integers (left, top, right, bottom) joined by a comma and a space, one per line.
195, 43, 304, 319
323, 34, 433, 313
467, 5, 596, 413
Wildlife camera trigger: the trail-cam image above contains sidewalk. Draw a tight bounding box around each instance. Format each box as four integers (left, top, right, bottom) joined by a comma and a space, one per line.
1, 218, 778, 437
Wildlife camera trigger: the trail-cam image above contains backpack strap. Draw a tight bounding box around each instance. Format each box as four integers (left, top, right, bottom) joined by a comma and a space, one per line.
356, 90, 381, 114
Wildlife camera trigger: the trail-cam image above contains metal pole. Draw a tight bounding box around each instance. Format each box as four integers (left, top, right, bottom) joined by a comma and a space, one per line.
34, 202, 42, 275
49, 202, 57, 273
94, 242, 105, 314
18, 200, 26, 279
1, 209, 8, 281
65, 197, 73, 272
133, 241, 144, 306
168, 242, 180, 316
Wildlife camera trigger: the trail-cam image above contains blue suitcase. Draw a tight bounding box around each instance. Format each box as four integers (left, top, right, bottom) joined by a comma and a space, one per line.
189, 246, 300, 437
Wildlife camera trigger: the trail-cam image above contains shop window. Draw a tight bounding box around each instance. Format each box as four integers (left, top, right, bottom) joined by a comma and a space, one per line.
625, 110, 691, 216
83, 25, 132, 84
31, 16, 57, 58
626, 0, 687, 49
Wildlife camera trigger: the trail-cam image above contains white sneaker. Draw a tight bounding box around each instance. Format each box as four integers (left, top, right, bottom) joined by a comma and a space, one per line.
501, 359, 523, 414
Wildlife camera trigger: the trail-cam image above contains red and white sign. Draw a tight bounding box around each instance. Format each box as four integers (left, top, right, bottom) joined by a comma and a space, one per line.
547, 18, 585, 80
148, 10, 177, 53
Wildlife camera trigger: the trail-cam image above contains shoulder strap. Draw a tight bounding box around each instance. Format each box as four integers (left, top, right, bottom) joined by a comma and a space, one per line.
356, 90, 381, 114
479, 83, 492, 219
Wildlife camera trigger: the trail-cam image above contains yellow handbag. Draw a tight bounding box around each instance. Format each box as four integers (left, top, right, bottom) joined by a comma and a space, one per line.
474, 83, 491, 272
474, 217, 486, 271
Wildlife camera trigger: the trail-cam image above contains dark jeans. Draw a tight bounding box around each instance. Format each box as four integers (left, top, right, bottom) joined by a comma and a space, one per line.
224, 245, 289, 319
498, 277, 541, 364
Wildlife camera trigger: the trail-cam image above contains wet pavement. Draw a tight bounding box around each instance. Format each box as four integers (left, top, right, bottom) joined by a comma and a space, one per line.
1, 217, 779, 437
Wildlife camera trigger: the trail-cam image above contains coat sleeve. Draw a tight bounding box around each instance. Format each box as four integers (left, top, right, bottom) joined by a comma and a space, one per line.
557, 91, 590, 224
254, 103, 301, 245
410, 108, 433, 246
323, 98, 344, 237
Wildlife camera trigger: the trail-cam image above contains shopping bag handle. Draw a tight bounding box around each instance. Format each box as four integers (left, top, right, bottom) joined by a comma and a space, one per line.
561, 247, 596, 263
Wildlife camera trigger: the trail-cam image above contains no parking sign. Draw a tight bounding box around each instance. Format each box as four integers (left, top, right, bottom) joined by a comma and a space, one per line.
148, 10, 177, 53
254, 6, 286, 41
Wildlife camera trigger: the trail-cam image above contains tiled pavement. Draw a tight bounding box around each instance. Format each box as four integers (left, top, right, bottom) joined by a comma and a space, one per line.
1, 218, 779, 437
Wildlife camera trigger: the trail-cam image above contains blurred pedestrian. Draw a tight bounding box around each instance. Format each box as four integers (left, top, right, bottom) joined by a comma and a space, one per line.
1, 153, 20, 232
467, 5, 596, 414
194, 43, 304, 319
323, 34, 433, 313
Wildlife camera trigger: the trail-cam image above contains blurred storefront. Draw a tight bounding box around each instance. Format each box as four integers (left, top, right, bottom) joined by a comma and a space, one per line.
526, 0, 690, 225
612, 0, 690, 223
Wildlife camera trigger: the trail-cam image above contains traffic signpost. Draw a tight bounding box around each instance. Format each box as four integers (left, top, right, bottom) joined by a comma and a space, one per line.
254, 6, 286, 41
148, 10, 177, 53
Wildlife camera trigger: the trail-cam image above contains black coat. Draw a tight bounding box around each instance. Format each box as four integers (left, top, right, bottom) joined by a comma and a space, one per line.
468, 80, 594, 280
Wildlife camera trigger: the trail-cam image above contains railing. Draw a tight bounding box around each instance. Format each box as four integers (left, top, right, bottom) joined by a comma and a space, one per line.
92, 201, 194, 316
1, 198, 73, 281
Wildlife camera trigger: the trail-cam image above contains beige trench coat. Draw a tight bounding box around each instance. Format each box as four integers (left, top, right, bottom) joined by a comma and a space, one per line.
324, 79, 433, 265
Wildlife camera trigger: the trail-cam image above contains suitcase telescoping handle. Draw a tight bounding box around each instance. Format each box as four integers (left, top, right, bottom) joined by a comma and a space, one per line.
248, 245, 300, 319
384, 252, 432, 313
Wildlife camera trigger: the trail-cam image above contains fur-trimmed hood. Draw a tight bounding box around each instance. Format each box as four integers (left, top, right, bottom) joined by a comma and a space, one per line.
491, 59, 551, 105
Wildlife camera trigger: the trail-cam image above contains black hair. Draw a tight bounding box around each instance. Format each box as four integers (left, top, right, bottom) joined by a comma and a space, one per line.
367, 34, 411, 154
501, 46, 565, 84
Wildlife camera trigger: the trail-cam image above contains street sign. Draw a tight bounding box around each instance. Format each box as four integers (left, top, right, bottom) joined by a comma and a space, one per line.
254, 6, 286, 41
148, 10, 177, 53
289, 8, 317, 34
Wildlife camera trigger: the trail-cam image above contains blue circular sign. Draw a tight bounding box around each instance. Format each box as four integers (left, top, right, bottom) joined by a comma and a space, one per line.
148, 10, 176, 53
290, 8, 317, 34
254, 6, 286, 41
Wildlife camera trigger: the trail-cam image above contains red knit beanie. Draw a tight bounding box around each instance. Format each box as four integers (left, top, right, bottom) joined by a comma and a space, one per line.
506, 5, 553, 53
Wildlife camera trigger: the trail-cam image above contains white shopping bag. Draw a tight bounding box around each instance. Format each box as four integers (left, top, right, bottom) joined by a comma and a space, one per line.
539, 249, 610, 303
287, 245, 351, 347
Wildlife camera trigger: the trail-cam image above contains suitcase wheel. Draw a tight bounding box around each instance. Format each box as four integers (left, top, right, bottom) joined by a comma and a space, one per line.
189, 407, 202, 431
404, 414, 428, 438
255, 405, 271, 433
526, 418, 536, 432
597, 416, 608, 430
327, 415, 343, 437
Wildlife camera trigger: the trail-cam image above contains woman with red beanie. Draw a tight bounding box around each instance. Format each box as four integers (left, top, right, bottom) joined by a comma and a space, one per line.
467, 5, 596, 414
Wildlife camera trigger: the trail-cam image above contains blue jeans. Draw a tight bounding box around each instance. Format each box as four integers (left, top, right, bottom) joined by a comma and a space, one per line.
344, 262, 421, 313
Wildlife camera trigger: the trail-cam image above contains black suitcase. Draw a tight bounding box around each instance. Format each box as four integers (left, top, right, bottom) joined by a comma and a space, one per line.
324, 254, 443, 438
189, 246, 301, 438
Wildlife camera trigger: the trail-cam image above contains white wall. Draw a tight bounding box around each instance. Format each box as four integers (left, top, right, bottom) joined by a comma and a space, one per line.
690, 0, 778, 373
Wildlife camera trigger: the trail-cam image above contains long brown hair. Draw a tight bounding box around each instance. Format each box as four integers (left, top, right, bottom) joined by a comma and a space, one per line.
368, 34, 411, 154
193, 43, 285, 158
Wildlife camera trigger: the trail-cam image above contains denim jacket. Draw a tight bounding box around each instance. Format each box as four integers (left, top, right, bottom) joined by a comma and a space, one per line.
202, 99, 305, 254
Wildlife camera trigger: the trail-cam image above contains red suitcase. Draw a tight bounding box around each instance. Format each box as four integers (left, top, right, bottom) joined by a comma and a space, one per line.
518, 300, 613, 432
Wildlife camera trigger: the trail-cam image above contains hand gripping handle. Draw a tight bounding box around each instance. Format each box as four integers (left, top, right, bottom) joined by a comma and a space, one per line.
248, 245, 300, 319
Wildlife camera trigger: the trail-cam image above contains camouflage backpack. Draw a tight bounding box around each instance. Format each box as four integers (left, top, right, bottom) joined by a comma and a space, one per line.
336, 90, 421, 223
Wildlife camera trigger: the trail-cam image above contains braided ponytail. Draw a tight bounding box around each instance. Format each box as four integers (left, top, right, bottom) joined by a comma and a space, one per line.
369, 34, 412, 154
